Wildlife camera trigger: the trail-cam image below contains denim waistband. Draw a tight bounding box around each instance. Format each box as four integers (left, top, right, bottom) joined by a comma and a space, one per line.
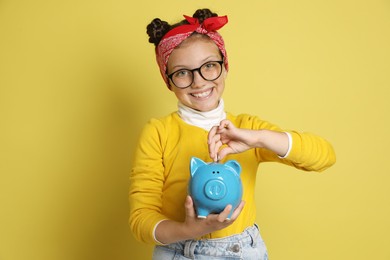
163, 224, 260, 259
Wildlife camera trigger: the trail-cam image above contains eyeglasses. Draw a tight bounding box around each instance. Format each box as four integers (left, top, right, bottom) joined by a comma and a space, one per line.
167, 60, 224, 89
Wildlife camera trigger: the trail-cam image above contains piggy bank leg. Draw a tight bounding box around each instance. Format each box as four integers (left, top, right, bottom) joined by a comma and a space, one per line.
196, 208, 209, 219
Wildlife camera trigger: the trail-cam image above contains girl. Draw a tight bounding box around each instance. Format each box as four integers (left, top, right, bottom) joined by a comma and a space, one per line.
129, 8, 336, 259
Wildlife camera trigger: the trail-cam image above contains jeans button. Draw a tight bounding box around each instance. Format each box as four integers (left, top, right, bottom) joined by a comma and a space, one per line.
230, 244, 240, 253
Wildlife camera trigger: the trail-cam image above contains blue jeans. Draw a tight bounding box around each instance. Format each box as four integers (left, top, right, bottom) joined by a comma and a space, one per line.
152, 224, 268, 259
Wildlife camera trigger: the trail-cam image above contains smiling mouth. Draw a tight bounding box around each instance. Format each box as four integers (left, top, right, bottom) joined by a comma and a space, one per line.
190, 88, 213, 98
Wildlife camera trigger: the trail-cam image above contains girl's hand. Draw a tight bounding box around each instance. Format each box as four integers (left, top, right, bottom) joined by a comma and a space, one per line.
155, 196, 245, 244
208, 119, 254, 162
183, 196, 245, 239
208, 119, 290, 162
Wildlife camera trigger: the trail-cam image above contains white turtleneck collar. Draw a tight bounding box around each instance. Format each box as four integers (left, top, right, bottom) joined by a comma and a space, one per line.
177, 99, 226, 131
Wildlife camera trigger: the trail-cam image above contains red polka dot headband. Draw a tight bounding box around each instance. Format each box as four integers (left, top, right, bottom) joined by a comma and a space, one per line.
156, 15, 229, 87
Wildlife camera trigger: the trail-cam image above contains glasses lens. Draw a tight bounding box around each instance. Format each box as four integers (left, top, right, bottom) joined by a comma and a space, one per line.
200, 61, 222, 81
171, 70, 193, 88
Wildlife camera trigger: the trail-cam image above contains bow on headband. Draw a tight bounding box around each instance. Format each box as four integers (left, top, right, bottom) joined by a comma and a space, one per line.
156, 15, 229, 87
162, 15, 228, 40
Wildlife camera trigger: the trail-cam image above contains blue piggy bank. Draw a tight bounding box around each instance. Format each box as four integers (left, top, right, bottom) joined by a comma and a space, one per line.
188, 157, 243, 219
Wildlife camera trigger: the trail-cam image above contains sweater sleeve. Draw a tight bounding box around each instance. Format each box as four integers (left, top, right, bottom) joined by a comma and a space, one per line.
129, 119, 168, 245
282, 130, 336, 172
238, 114, 336, 172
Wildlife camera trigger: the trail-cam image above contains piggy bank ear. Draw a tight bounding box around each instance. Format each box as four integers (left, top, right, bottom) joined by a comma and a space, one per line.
225, 160, 242, 175
190, 157, 207, 176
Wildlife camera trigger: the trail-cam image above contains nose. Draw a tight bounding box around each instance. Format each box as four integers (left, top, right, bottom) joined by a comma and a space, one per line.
191, 70, 207, 88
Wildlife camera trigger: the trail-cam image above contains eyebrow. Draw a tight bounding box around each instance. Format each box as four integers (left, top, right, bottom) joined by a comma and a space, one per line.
169, 55, 222, 72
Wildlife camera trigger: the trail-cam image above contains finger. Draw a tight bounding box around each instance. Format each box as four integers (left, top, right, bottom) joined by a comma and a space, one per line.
218, 119, 232, 130
185, 195, 196, 219
216, 204, 232, 222
209, 133, 221, 143
213, 140, 224, 162
209, 135, 222, 162
208, 139, 217, 161
208, 133, 221, 149
217, 146, 234, 162
208, 140, 216, 161
207, 125, 218, 144
208, 126, 220, 161
229, 200, 246, 221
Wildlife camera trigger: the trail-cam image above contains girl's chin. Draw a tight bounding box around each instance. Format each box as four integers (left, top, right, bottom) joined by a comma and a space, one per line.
190, 101, 219, 112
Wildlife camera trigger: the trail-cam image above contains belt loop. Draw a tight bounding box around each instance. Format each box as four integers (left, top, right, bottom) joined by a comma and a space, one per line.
184, 240, 197, 259
250, 224, 259, 248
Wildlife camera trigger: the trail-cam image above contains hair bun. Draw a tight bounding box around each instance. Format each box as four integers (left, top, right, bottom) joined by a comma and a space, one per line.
146, 8, 219, 46
146, 18, 171, 46
192, 8, 218, 23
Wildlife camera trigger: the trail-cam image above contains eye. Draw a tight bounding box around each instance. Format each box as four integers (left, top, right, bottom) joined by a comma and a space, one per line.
173, 69, 190, 78
204, 62, 217, 70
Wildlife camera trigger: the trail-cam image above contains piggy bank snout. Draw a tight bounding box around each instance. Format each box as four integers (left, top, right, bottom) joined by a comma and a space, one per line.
204, 179, 226, 200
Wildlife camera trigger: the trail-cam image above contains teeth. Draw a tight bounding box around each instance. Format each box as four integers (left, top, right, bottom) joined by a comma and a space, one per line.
192, 89, 212, 98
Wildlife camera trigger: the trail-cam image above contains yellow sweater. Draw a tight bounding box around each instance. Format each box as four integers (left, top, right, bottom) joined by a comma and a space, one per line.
129, 112, 336, 244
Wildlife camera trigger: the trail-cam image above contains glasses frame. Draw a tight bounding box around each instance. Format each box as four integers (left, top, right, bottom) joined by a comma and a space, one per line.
166, 60, 224, 89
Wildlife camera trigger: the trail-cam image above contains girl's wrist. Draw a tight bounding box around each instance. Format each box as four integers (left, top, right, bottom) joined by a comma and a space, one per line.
254, 130, 289, 156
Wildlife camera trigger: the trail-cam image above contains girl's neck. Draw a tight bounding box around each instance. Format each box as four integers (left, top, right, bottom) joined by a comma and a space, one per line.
177, 99, 226, 131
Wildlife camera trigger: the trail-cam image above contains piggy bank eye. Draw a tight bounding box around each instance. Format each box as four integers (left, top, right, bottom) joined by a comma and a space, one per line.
212, 171, 215, 174
217, 171, 220, 174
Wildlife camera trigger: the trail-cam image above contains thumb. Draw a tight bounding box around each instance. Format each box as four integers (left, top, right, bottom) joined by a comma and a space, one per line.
185, 195, 196, 219
217, 147, 234, 161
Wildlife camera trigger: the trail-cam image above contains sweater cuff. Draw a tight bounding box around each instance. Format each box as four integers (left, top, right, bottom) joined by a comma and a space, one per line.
153, 219, 169, 245
281, 131, 303, 162
278, 132, 293, 159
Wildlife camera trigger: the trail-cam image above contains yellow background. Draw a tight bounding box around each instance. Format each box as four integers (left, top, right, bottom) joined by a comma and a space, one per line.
1, 0, 389, 259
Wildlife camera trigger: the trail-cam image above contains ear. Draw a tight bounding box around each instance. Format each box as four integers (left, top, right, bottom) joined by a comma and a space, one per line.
222, 67, 228, 80
190, 157, 207, 176
224, 160, 241, 176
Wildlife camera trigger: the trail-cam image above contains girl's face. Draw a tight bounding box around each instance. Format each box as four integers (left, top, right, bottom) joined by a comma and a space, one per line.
166, 36, 227, 112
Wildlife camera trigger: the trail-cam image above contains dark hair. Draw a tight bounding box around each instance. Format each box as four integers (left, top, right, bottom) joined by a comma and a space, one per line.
146, 8, 218, 47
